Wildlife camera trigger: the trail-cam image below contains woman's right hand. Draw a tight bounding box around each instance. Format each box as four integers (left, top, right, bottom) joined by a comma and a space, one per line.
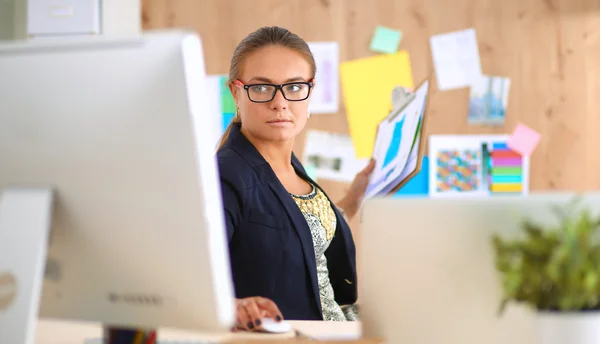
233, 296, 284, 331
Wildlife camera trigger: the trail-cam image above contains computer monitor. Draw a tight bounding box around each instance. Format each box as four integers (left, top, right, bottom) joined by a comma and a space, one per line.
358, 194, 600, 343
0, 30, 235, 343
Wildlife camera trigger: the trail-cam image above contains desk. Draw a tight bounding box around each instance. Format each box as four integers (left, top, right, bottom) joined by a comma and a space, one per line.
35, 319, 380, 343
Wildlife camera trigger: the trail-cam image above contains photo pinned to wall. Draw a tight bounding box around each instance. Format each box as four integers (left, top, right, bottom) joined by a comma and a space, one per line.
303, 130, 370, 183
307, 42, 339, 114
428, 135, 530, 198
468, 75, 510, 125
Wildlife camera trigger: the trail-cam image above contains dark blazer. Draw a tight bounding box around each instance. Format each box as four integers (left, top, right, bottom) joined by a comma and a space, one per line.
217, 123, 358, 320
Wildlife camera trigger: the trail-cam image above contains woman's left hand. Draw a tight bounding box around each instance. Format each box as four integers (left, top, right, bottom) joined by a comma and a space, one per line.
337, 159, 376, 220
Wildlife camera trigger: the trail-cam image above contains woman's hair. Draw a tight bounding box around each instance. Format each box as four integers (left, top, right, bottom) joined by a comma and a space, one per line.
216, 26, 317, 151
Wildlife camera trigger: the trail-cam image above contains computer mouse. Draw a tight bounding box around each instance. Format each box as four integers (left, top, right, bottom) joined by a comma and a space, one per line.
259, 317, 292, 333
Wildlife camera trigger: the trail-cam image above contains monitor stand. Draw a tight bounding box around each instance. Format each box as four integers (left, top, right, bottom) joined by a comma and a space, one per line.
0, 188, 159, 344
0, 187, 53, 344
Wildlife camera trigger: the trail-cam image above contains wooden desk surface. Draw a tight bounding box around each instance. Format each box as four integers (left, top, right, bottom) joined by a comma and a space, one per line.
35, 319, 379, 343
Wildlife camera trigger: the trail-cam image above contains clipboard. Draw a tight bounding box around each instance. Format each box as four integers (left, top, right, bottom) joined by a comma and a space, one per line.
364, 78, 431, 199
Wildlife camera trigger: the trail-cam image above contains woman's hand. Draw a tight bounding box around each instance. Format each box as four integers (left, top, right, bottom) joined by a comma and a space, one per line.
233, 296, 284, 332
337, 159, 376, 220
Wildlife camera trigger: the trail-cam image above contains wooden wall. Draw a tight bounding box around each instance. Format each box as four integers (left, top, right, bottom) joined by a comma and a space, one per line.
142, 0, 600, 202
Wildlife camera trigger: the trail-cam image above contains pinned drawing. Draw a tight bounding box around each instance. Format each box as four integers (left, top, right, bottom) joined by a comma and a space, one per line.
307, 42, 340, 114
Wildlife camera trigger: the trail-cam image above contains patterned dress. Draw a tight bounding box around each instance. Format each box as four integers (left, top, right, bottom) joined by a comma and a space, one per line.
290, 183, 360, 321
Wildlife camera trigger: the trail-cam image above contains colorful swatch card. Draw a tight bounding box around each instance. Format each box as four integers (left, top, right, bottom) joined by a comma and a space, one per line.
428, 135, 530, 198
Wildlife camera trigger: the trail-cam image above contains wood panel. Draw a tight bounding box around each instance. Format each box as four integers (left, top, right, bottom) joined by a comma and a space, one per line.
142, 0, 600, 199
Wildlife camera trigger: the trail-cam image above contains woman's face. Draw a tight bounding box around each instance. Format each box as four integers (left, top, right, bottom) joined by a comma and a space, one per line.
231, 45, 314, 143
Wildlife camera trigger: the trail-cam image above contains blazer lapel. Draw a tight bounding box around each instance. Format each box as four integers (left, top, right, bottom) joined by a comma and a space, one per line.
268, 179, 322, 316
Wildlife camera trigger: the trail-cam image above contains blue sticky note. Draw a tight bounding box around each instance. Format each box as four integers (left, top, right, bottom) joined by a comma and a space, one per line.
222, 112, 235, 132
394, 156, 429, 197
369, 26, 402, 54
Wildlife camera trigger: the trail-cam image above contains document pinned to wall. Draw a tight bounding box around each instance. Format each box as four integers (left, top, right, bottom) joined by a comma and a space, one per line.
430, 28, 482, 91
303, 130, 370, 183
428, 135, 530, 198
468, 75, 510, 126
340, 51, 414, 159
308, 42, 340, 114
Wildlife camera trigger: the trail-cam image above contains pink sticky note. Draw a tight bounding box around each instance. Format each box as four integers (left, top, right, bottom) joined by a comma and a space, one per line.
507, 123, 541, 156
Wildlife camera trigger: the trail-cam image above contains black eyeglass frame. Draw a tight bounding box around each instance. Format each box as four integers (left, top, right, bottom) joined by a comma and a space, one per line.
242, 81, 315, 103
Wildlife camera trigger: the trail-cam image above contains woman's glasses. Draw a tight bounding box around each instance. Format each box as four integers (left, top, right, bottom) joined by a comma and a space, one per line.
233, 80, 314, 103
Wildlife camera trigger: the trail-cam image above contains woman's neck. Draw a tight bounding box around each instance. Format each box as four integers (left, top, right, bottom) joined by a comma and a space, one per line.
243, 131, 295, 173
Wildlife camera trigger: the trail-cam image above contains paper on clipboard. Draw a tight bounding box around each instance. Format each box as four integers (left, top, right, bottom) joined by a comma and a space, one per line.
364, 79, 429, 199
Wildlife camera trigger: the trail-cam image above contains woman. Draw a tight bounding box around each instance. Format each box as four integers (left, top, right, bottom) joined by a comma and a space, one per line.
217, 26, 375, 331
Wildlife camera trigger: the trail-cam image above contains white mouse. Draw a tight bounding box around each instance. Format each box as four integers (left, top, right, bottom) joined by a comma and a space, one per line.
259, 317, 292, 333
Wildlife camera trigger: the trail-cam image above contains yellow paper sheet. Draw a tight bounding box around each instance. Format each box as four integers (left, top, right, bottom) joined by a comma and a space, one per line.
340, 51, 414, 158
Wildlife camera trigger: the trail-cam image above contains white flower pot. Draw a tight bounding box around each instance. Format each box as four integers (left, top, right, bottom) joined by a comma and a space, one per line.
536, 311, 600, 344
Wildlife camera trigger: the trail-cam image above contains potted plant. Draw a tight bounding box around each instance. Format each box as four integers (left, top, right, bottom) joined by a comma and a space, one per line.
492, 197, 600, 344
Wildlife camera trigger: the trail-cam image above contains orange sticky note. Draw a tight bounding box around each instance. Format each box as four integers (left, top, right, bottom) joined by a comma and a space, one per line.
507, 123, 541, 156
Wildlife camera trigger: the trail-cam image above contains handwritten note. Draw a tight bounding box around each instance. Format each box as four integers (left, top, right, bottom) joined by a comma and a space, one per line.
430, 28, 482, 91
369, 26, 402, 54
507, 123, 541, 156
308, 42, 340, 114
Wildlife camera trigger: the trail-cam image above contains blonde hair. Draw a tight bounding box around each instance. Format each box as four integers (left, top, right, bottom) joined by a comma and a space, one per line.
216, 26, 317, 151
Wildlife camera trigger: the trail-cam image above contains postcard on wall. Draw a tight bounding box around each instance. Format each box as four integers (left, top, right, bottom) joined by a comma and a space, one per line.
364, 79, 430, 199
303, 130, 369, 183
430, 28, 482, 91
307, 42, 340, 114
428, 135, 530, 198
468, 75, 510, 126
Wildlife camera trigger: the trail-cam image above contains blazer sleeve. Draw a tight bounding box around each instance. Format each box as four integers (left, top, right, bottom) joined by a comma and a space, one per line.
218, 156, 244, 242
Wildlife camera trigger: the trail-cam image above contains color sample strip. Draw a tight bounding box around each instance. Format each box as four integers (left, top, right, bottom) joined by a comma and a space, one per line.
489, 141, 523, 194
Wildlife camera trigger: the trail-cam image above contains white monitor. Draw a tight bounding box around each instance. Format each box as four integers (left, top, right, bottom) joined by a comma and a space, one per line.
359, 194, 600, 343
0, 30, 235, 343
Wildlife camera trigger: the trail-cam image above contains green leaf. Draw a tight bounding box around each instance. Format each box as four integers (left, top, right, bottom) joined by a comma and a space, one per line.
491, 196, 600, 313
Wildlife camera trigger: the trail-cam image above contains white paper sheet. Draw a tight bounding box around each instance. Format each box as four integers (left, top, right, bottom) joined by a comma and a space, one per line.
303, 130, 369, 182
307, 42, 340, 114
364, 81, 429, 199
430, 28, 482, 91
